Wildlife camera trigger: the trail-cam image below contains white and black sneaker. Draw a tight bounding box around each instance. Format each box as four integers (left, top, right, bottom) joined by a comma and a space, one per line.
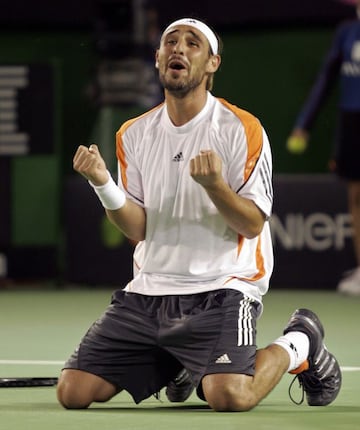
284, 308, 342, 406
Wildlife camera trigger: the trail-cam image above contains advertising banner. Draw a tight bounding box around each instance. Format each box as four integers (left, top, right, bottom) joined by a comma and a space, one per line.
271, 175, 355, 288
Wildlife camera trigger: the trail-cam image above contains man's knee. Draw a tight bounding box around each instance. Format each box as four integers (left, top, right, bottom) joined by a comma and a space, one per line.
56, 369, 116, 409
57, 371, 91, 409
202, 374, 258, 412
57, 384, 90, 409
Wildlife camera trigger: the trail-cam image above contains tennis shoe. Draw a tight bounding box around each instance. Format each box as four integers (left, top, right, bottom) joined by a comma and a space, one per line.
284, 308, 342, 406
165, 368, 194, 402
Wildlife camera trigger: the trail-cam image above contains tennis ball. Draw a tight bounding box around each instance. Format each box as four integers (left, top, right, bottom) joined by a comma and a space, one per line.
286, 136, 307, 154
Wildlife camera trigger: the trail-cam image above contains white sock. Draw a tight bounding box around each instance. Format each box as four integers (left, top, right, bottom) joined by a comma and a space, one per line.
272, 331, 310, 372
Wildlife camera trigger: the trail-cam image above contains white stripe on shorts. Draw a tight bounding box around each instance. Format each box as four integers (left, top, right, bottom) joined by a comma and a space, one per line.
238, 297, 254, 346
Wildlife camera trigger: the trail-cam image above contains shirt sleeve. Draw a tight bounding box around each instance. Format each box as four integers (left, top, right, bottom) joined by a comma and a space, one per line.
224, 113, 273, 218
116, 124, 145, 207
238, 128, 273, 218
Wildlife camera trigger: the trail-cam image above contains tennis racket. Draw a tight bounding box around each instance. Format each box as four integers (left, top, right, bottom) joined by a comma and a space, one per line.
0, 377, 58, 387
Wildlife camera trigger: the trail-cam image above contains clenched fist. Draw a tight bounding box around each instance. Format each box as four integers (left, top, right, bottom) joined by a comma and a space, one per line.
73, 144, 109, 186
190, 149, 223, 188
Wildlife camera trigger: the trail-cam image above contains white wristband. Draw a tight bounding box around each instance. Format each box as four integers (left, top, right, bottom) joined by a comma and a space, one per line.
89, 171, 126, 210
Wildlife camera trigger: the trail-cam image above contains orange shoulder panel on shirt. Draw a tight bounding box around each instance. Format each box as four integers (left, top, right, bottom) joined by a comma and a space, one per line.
217, 98, 263, 183
115, 104, 163, 190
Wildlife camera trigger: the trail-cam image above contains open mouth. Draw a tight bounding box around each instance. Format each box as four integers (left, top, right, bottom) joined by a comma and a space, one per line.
168, 60, 186, 71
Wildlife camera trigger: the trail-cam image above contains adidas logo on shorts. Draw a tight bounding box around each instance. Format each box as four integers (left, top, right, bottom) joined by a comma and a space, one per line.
215, 353, 232, 364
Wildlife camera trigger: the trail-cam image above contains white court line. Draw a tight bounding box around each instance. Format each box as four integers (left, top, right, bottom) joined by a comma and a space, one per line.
0, 360, 64, 365
341, 366, 360, 372
0, 360, 360, 371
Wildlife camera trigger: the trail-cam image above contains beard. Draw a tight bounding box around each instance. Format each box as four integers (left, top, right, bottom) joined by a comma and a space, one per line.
159, 70, 205, 98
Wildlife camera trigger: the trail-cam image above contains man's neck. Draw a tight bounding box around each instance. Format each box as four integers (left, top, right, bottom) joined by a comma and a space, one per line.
165, 89, 208, 127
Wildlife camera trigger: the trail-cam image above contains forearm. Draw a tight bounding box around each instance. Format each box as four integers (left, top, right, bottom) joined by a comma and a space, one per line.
105, 200, 146, 242
190, 150, 266, 238
204, 180, 265, 239
73, 144, 147, 241
89, 170, 146, 241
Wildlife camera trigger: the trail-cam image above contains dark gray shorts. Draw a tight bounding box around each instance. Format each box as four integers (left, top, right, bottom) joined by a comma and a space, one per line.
64, 289, 261, 404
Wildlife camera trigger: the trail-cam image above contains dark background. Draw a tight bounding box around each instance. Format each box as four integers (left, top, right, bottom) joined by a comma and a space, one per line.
0, 0, 357, 288
0, 0, 355, 29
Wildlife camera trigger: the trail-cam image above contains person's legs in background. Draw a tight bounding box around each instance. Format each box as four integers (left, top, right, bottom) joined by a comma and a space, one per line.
337, 181, 360, 295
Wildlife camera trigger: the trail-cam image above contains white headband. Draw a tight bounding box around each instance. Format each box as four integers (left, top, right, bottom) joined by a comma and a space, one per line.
163, 18, 219, 55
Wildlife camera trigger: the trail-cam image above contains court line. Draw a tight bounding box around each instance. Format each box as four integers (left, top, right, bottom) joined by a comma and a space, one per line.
1, 360, 360, 371
0, 360, 64, 365
341, 366, 360, 372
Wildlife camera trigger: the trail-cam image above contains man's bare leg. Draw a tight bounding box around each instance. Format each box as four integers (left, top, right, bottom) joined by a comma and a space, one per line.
202, 344, 289, 412
57, 369, 117, 409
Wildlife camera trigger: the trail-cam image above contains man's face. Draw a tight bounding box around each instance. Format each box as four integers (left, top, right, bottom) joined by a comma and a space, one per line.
156, 25, 214, 97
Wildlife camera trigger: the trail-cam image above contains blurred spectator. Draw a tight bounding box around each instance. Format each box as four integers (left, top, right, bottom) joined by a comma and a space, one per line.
287, 0, 360, 295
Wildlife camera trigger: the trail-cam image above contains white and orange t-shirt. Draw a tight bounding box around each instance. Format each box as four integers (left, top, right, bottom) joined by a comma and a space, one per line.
116, 92, 273, 303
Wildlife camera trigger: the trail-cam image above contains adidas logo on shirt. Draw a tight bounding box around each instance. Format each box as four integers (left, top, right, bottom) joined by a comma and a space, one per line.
215, 353, 232, 364
172, 152, 184, 162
